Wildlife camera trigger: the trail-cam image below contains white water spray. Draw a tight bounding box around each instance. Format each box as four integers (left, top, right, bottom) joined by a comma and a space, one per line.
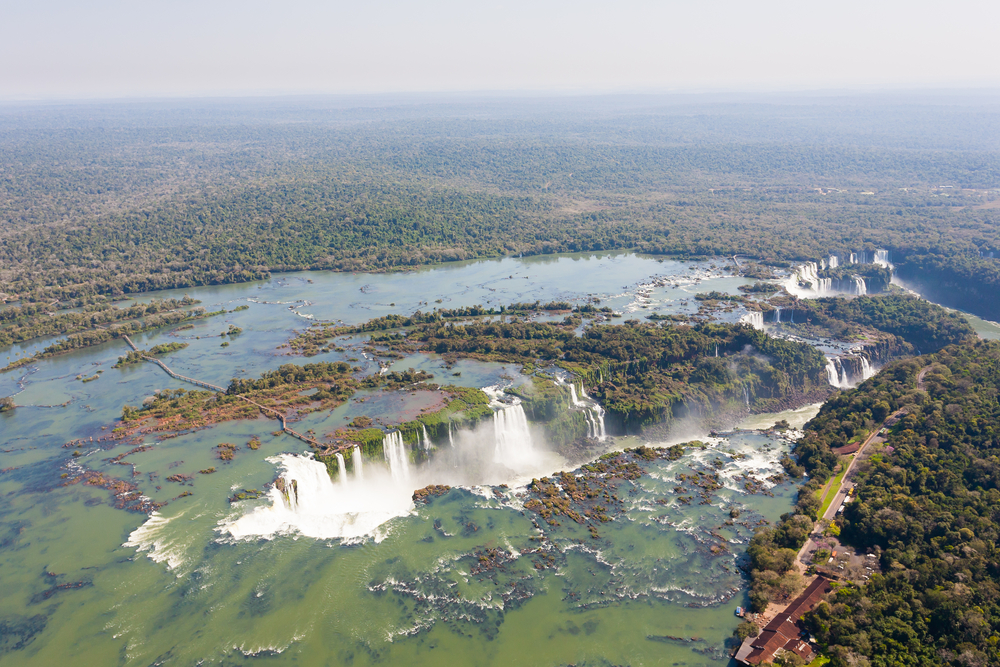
383, 431, 411, 481
853, 276, 867, 296
222, 454, 415, 541
492, 403, 538, 467
353, 446, 364, 480
335, 453, 347, 485
741, 311, 764, 330
566, 380, 607, 440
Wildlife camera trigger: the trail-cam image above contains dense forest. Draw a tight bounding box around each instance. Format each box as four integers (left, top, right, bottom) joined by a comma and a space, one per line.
2, 98, 1000, 317
772, 340, 1000, 667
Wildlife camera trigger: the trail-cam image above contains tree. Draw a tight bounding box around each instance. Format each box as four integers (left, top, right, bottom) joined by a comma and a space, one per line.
0, 396, 14, 412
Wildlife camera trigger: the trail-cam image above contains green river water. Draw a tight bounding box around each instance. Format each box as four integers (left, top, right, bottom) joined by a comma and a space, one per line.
0, 252, 867, 666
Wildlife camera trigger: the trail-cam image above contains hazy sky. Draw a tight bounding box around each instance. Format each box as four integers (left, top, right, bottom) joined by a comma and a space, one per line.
3, 0, 998, 100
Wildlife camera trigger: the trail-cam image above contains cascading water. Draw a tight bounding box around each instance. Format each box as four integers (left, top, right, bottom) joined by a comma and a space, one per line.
849, 253, 857, 264
825, 357, 851, 389
742, 385, 751, 411
828, 255, 839, 269
741, 311, 764, 330
773, 306, 781, 323
421, 424, 432, 451
492, 402, 538, 467
353, 446, 364, 480
571, 381, 607, 440
447, 421, 455, 448
580, 385, 607, 440
852, 276, 867, 295
335, 452, 348, 485
860, 356, 874, 381
222, 453, 415, 541
383, 431, 411, 481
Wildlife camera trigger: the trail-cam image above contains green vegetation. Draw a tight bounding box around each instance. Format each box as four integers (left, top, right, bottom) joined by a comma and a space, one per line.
769, 340, 1000, 667
113, 342, 189, 368
356, 309, 829, 434
2, 102, 1000, 321
817, 463, 851, 518
0, 396, 14, 412
0, 297, 198, 348
2, 306, 221, 373
793, 294, 975, 352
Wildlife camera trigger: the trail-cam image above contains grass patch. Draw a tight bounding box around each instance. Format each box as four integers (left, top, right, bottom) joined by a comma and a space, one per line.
818, 461, 851, 517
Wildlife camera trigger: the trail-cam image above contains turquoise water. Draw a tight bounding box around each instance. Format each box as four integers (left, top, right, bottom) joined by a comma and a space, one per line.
1, 253, 785, 666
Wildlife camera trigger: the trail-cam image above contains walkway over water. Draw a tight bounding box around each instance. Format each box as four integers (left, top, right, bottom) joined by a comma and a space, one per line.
123, 336, 354, 454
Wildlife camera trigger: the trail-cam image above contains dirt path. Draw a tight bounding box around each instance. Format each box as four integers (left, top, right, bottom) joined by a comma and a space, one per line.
917, 365, 931, 390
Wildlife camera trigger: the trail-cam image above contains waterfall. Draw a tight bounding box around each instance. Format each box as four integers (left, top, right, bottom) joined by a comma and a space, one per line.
421, 424, 432, 451
383, 431, 410, 481
826, 354, 876, 388
352, 446, 364, 480
743, 385, 751, 411
825, 358, 838, 387
741, 311, 764, 330
849, 253, 857, 264
714, 344, 718, 357
825, 357, 850, 389
492, 403, 537, 466
580, 384, 607, 440
785, 261, 836, 297
860, 356, 874, 381
447, 421, 455, 448
335, 453, 348, 485
585, 409, 597, 438
828, 255, 839, 269
873, 249, 892, 268
222, 453, 416, 541
853, 276, 867, 295
773, 306, 781, 323
562, 379, 608, 441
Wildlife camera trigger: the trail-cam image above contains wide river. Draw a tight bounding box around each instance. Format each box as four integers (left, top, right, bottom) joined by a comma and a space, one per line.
0, 251, 979, 666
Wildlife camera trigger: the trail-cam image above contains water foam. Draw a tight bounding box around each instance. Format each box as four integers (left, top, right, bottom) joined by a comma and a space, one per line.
220, 454, 415, 541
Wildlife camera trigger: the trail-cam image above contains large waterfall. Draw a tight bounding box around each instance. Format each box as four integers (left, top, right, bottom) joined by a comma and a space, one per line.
741, 311, 765, 330
568, 382, 607, 440
825, 358, 852, 389
353, 445, 364, 480
421, 424, 432, 451
785, 249, 892, 298
222, 453, 415, 541
383, 431, 411, 481
825, 352, 878, 389
492, 403, 538, 467
335, 452, 347, 485
784, 262, 831, 297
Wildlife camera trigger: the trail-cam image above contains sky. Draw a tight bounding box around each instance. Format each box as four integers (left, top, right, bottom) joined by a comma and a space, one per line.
3, 0, 999, 100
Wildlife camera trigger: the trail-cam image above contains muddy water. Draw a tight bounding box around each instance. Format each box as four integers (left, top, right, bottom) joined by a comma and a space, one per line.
1, 252, 792, 666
